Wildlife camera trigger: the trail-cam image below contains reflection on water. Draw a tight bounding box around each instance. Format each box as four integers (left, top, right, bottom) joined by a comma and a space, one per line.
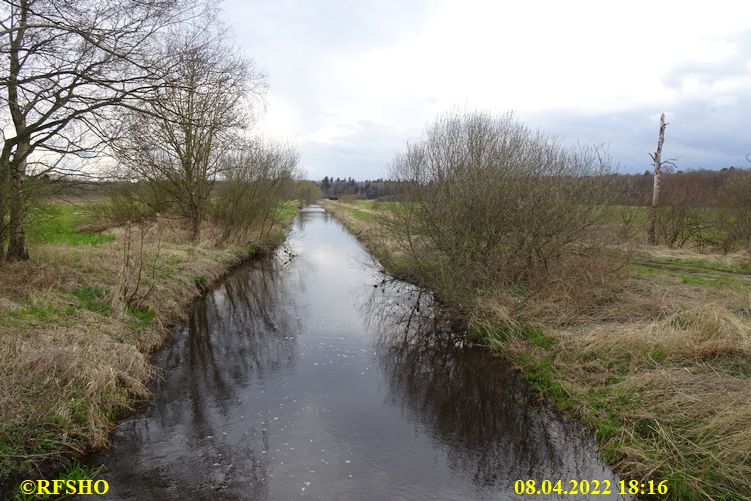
86, 206, 629, 500
95, 261, 299, 499
361, 286, 625, 495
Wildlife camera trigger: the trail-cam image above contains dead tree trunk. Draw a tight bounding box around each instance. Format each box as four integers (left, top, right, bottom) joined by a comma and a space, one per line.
647, 113, 666, 245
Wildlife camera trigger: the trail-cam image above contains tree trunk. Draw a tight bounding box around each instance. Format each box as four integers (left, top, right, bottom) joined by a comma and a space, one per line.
6, 141, 29, 261
5, 1, 29, 261
190, 208, 202, 242
0, 154, 9, 258
648, 113, 666, 245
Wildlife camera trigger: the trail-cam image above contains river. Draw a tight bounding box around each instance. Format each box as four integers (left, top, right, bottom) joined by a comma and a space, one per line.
86, 206, 630, 500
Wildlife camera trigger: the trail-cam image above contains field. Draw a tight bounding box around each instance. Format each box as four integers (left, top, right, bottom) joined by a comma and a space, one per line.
324, 199, 751, 501
0, 199, 297, 492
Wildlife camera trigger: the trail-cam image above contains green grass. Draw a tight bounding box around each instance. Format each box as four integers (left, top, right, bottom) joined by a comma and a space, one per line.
0, 302, 69, 330
644, 255, 751, 275
350, 208, 376, 222
352, 199, 376, 209
518, 352, 574, 408
2, 428, 61, 500
471, 323, 554, 349
470, 324, 566, 413
126, 304, 156, 329
4, 303, 60, 322
191, 274, 207, 288
275, 201, 299, 225
579, 385, 636, 458
335, 202, 377, 222
70, 286, 109, 315
26, 203, 115, 246
633, 264, 750, 290
352, 199, 405, 213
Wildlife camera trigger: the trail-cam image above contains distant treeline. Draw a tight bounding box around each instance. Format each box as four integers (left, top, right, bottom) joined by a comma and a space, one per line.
45, 167, 751, 212
319, 176, 400, 199
318, 167, 750, 207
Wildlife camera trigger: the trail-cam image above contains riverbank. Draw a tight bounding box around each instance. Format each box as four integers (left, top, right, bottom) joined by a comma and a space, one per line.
323, 199, 751, 501
0, 200, 297, 493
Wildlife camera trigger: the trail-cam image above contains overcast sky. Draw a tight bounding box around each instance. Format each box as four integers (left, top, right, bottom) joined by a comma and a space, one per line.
221, 0, 751, 180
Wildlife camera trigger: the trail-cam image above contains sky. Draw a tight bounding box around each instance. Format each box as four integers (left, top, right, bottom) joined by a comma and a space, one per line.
221, 0, 751, 180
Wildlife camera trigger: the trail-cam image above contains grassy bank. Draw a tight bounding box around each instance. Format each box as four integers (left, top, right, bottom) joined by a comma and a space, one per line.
0, 200, 297, 493
324, 199, 751, 501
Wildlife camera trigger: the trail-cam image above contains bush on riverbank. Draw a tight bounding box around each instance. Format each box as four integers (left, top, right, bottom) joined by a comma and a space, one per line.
384, 111, 625, 322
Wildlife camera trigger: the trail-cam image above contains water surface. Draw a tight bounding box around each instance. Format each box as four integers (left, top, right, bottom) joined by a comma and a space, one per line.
87, 206, 629, 500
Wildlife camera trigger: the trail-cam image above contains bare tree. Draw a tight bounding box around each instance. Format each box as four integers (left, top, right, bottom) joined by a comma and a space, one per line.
0, 0, 192, 261
647, 113, 667, 245
113, 21, 265, 241
111, 219, 160, 313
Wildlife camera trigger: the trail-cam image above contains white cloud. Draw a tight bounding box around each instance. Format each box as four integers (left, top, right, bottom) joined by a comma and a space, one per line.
223, 0, 751, 178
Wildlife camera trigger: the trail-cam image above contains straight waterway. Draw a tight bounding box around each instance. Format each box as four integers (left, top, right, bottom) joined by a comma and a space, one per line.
86, 206, 630, 500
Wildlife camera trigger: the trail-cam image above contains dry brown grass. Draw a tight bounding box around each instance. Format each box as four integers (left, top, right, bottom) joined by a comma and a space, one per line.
563, 303, 750, 367
0, 326, 151, 443
514, 252, 631, 325
525, 292, 751, 500
613, 368, 751, 499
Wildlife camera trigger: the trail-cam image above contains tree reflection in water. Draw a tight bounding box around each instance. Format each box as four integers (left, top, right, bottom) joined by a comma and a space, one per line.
359, 278, 618, 492
91, 258, 300, 499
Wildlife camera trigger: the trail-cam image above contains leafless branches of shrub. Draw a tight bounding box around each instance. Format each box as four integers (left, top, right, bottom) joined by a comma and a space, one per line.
211, 139, 298, 244
386, 111, 622, 318
652, 169, 713, 248
715, 169, 751, 253
295, 180, 324, 208
111, 221, 161, 313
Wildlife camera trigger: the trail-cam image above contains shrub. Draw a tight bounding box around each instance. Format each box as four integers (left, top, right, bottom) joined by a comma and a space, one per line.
211, 140, 297, 243
386, 111, 620, 314
715, 169, 751, 253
